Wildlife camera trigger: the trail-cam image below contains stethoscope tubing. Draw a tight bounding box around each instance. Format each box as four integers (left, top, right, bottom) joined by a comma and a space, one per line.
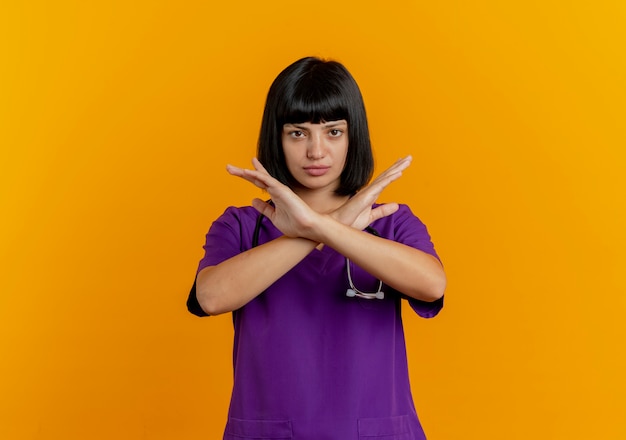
252, 213, 385, 300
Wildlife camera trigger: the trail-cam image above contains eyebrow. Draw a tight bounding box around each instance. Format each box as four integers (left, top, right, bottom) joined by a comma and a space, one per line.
323, 121, 347, 128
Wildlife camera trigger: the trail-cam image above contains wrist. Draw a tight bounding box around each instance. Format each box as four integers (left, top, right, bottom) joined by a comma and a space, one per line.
310, 213, 344, 244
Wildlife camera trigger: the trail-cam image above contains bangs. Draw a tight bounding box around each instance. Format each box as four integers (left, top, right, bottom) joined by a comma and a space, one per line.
278, 81, 349, 125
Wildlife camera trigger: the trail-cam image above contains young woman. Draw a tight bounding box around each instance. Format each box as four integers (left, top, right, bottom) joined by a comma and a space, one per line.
187, 57, 446, 440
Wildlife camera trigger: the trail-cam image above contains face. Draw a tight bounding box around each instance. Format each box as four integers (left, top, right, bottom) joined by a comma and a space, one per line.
281, 120, 349, 195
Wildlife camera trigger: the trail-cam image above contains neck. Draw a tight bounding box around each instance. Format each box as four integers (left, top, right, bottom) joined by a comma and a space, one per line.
293, 187, 349, 214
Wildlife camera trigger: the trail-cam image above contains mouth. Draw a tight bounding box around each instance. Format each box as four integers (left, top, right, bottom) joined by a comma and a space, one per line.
303, 166, 330, 176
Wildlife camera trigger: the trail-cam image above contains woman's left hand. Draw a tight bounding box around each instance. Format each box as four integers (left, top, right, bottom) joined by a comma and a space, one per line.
330, 156, 412, 230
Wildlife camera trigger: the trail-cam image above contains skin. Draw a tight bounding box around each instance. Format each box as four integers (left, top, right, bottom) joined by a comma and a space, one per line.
196, 120, 446, 315
281, 120, 349, 211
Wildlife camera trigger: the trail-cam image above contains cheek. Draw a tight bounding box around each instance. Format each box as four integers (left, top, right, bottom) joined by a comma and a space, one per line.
282, 145, 300, 173
338, 141, 349, 164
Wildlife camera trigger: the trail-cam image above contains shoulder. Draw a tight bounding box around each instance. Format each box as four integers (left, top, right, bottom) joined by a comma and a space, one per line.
204, 206, 262, 243
199, 206, 262, 266
371, 204, 439, 260
219, 205, 259, 218
372, 203, 426, 229
212, 205, 260, 227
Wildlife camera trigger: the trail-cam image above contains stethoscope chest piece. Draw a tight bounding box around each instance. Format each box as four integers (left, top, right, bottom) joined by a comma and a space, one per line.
345, 257, 385, 300
346, 287, 385, 300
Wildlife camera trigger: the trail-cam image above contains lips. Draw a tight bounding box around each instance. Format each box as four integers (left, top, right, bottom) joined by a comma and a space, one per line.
303, 166, 330, 176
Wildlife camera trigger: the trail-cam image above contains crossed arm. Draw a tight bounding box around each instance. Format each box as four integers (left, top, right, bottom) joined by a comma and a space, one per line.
196, 157, 446, 316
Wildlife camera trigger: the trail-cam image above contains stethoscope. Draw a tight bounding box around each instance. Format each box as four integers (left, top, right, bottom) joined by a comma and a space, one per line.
253, 213, 385, 300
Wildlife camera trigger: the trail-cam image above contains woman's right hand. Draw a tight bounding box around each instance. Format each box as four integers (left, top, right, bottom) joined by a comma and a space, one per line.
331, 155, 413, 230
226, 158, 322, 239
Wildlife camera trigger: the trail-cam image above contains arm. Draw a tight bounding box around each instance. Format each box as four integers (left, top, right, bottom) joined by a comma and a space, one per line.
234, 157, 446, 303
196, 159, 406, 315
309, 215, 446, 302
196, 235, 318, 316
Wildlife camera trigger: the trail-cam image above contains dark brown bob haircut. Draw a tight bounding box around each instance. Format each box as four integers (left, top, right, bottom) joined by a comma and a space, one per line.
257, 57, 374, 196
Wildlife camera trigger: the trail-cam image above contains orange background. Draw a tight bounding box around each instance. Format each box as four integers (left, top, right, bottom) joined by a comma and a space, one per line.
1, 1, 625, 439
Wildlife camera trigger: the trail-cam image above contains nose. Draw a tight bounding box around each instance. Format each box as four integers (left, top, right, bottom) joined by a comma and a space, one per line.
306, 133, 325, 160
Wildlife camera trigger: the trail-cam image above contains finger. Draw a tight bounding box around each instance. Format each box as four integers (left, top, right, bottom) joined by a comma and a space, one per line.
374, 156, 412, 182
367, 161, 408, 189
227, 166, 268, 190
252, 157, 271, 175
384, 155, 412, 174
363, 169, 404, 196
394, 155, 412, 172
227, 160, 273, 182
226, 164, 245, 177
369, 203, 400, 222
369, 155, 413, 189
236, 173, 276, 193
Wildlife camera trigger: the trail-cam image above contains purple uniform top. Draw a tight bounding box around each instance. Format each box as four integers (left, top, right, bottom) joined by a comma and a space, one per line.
192, 204, 443, 440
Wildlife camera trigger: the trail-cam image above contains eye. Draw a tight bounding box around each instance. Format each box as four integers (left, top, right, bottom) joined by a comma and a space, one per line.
289, 130, 304, 138
329, 129, 343, 137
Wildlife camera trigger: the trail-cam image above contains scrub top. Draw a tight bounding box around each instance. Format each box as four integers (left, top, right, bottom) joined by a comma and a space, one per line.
189, 204, 443, 440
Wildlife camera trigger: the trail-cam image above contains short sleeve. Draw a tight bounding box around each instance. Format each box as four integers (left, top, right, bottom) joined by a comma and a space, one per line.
196, 206, 248, 273
187, 207, 249, 317
377, 204, 444, 319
